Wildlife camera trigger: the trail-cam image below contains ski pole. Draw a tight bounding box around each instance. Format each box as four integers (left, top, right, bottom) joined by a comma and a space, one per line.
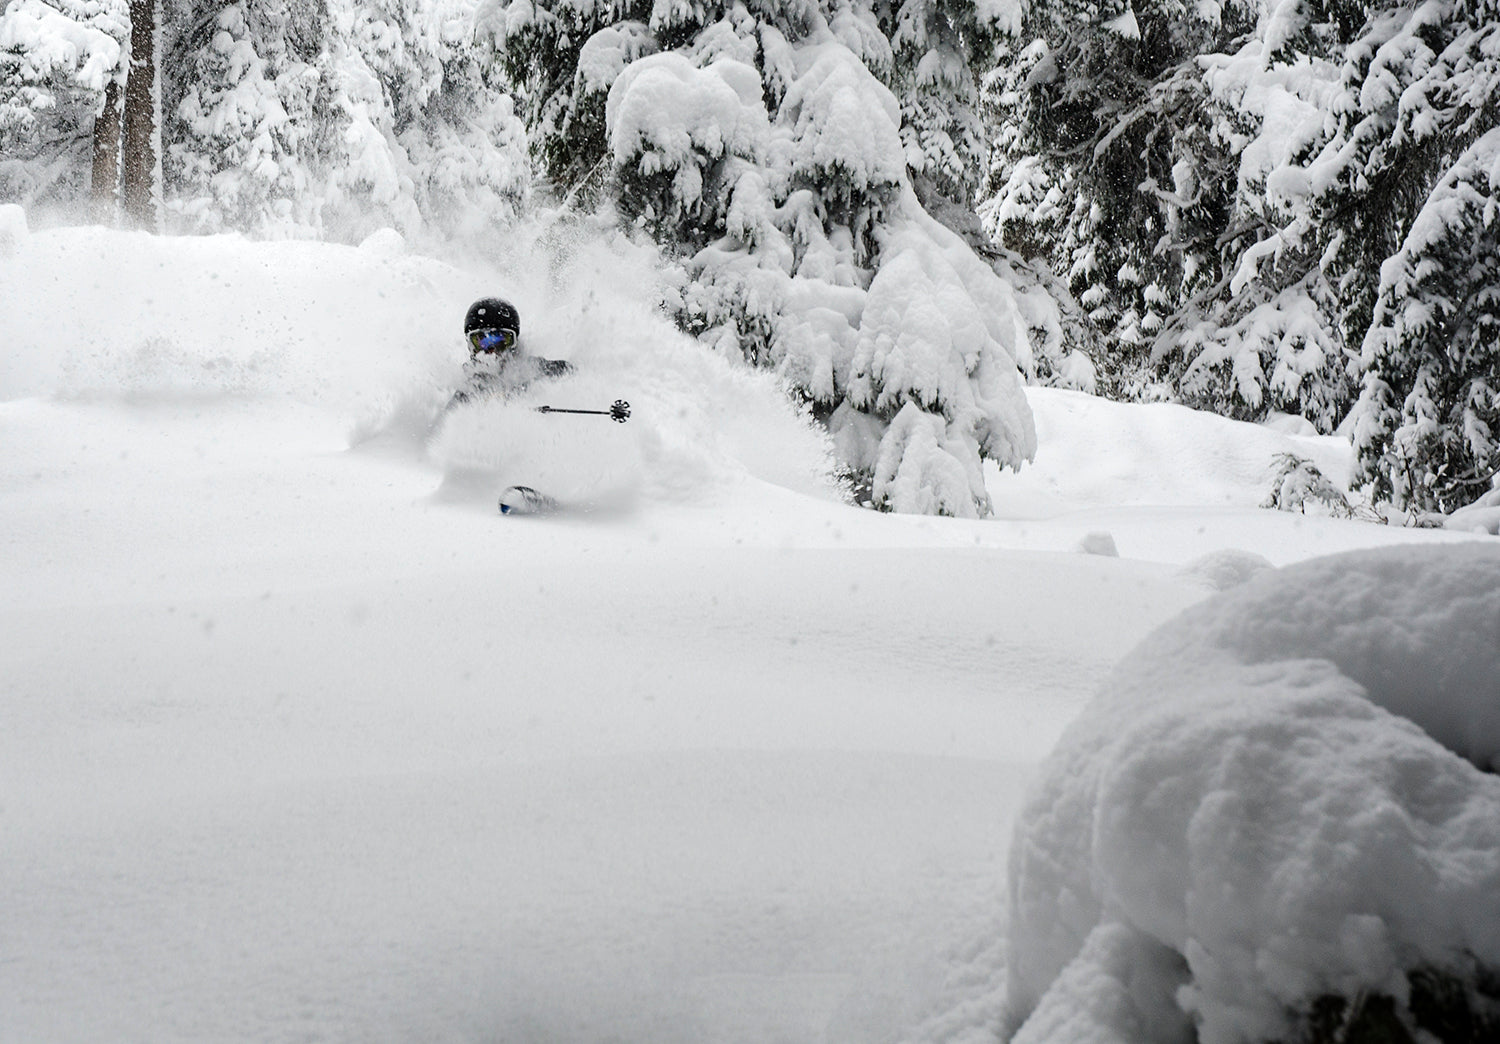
536, 399, 631, 423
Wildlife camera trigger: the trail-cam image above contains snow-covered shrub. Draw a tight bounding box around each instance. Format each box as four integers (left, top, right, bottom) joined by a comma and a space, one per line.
1261, 451, 1349, 516
489, 1, 1043, 516
1004, 543, 1500, 1044
638, 38, 1036, 516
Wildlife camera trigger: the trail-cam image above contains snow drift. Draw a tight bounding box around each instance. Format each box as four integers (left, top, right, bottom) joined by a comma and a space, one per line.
1004, 543, 1500, 1044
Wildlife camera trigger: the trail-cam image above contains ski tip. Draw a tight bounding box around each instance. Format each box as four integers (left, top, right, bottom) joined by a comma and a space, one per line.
499, 485, 557, 516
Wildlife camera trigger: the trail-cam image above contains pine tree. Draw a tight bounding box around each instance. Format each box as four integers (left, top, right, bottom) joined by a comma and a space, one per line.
337, 0, 529, 241
1257, 0, 1500, 510
887, 0, 1008, 214
983, 0, 1366, 426
986, 0, 1252, 396
1351, 126, 1500, 513
476, 0, 656, 202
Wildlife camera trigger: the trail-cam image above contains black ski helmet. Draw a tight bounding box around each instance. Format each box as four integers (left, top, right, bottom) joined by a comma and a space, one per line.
464, 297, 520, 338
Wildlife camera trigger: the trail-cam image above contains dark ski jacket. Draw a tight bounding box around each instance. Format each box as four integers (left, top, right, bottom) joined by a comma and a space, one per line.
449, 348, 573, 408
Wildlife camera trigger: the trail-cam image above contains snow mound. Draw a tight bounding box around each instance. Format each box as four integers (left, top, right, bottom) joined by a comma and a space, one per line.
1446, 488, 1500, 536
1005, 544, 1500, 1044
359, 227, 407, 257
1177, 549, 1275, 590
991, 388, 1353, 515
1075, 532, 1119, 557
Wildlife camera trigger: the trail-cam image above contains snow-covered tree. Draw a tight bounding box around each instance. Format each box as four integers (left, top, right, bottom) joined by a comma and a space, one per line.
323, 0, 529, 240
167, 0, 528, 242
987, 0, 1241, 396
0, 0, 129, 216
164, 0, 331, 235
477, 0, 655, 203
1285, 0, 1500, 511
983, 0, 1364, 426
888, 0, 1016, 214
1166, 0, 1366, 431
484, 1, 1042, 516
1350, 126, 1500, 513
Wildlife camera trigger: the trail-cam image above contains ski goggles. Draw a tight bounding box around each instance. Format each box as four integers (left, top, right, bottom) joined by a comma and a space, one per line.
469, 327, 518, 354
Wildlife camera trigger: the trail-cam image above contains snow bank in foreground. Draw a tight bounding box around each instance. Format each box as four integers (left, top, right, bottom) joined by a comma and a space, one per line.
1004, 544, 1500, 1044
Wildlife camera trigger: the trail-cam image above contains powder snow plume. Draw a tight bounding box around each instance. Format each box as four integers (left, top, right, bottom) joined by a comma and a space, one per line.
426, 214, 841, 507
0, 210, 841, 507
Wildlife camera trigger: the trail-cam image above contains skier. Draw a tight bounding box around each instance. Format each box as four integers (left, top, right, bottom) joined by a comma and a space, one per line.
447, 297, 629, 515
447, 297, 575, 515
449, 296, 572, 408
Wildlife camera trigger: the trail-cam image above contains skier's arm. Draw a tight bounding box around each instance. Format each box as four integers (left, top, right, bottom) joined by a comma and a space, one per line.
446, 368, 500, 409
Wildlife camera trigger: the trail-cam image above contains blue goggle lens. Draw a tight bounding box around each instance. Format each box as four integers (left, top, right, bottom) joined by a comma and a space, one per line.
470, 328, 516, 353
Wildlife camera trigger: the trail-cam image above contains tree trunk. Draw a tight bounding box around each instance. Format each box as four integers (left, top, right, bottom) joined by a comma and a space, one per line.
90, 77, 123, 225
120, 0, 160, 231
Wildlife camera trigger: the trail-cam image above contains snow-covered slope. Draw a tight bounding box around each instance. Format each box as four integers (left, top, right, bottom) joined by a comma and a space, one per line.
1, 218, 1491, 1043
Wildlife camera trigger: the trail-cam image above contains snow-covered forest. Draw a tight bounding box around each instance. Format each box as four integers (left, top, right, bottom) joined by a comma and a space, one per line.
5, 0, 1497, 516
3, 1, 1500, 1042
